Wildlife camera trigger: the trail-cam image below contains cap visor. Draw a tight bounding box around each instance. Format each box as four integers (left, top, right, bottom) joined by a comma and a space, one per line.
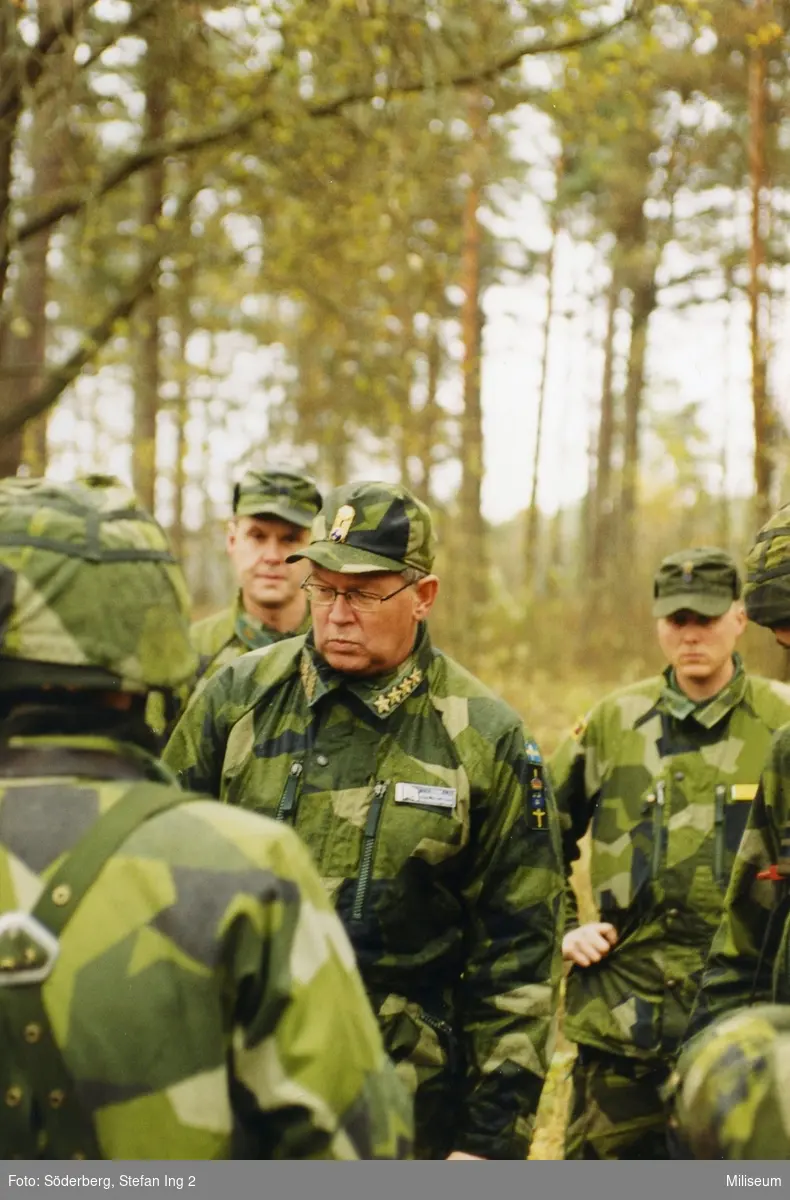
234, 500, 314, 528
286, 542, 406, 574
652, 592, 733, 618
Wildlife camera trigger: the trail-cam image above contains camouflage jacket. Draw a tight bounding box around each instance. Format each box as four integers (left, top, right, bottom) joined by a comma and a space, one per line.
687, 720, 790, 1038
190, 594, 311, 700
550, 660, 790, 1061
0, 734, 412, 1160
164, 626, 565, 1160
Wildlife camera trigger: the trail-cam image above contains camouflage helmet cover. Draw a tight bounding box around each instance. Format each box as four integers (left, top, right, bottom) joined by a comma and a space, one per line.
0, 475, 197, 693
744, 503, 790, 628
671, 1004, 790, 1159
287, 480, 436, 575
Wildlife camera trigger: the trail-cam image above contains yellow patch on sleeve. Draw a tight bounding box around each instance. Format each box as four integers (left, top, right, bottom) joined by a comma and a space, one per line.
572, 716, 587, 740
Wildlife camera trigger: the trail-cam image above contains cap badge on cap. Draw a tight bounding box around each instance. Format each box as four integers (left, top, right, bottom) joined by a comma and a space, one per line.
329, 505, 355, 543
682, 560, 694, 584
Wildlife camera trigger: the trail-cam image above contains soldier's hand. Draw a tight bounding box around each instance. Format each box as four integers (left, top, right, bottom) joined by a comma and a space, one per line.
446, 1152, 486, 1160
562, 922, 618, 967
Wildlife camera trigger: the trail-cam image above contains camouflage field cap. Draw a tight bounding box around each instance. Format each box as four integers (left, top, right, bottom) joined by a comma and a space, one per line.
743, 503, 790, 628
287, 480, 435, 575
0, 475, 197, 693
652, 546, 741, 618
232, 467, 322, 528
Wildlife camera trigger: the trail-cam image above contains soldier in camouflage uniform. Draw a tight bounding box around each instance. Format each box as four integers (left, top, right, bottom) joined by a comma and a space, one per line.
668, 1005, 790, 1158
190, 467, 322, 700
164, 480, 565, 1161
550, 546, 790, 1160
0, 475, 411, 1160
687, 505, 790, 1040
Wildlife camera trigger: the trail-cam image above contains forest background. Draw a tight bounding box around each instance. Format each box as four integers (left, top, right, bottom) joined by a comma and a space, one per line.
2, 0, 790, 1157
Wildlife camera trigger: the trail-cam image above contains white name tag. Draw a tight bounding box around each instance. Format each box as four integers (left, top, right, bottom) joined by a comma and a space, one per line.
395, 782, 457, 810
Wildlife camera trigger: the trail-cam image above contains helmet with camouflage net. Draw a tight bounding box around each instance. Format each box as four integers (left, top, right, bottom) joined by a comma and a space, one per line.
0, 475, 197, 694
670, 1004, 790, 1159
743, 503, 790, 628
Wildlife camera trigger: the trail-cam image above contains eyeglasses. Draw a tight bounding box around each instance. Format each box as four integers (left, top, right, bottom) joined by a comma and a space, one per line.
301, 577, 416, 613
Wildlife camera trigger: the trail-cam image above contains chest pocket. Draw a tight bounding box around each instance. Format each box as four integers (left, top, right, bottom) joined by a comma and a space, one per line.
717, 783, 757, 886
352, 777, 469, 924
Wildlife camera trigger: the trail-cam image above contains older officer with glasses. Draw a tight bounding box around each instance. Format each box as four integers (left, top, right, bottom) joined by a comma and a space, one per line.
164, 480, 564, 1162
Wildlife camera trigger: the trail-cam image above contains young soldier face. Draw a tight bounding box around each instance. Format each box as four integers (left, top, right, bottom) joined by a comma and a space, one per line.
773, 628, 790, 648
656, 603, 747, 691
309, 567, 439, 676
227, 516, 310, 612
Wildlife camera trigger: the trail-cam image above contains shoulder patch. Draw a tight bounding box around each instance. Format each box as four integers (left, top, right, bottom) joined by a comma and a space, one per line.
572, 716, 587, 740
524, 738, 543, 766
524, 739, 549, 831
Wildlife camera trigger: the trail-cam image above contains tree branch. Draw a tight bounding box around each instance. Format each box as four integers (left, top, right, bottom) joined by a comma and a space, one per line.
0, 0, 100, 122
0, 188, 197, 438
4, 5, 636, 263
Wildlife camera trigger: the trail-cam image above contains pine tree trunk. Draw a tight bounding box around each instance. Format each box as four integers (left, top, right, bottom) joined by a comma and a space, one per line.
132, 29, 167, 513
590, 268, 621, 576
0, 2, 23, 475
171, 257, 194, 562
525, 177, 561, 586
458, 89, 488, 660
748, 27, 772, 526
619, 269, 657, 566
417, 323, 441, 503
0, 2, 19, 316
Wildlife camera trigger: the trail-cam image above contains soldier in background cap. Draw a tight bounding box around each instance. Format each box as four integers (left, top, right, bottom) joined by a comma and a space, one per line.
686, 505, 790, 1048
189, 466, 322, 699
550, 545, 790, 1159
165, 480, 565, 1160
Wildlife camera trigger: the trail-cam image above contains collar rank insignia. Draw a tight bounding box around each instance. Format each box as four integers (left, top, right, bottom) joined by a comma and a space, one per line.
372, 666, 423, 717
300, 651, 318, 703
682, 560, 694, 584
329, 505, 355, 543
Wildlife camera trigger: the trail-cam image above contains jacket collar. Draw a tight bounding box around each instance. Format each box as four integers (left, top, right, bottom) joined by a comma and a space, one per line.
233, 592, 311, 651
299, 623, 432, 718
660, 654, 746, 728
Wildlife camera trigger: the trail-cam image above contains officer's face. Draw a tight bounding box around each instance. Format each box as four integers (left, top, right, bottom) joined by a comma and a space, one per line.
227, 516, 310, 612
310, 566, 439, 676
774, 628, 790, 648
656, 602, 747, 693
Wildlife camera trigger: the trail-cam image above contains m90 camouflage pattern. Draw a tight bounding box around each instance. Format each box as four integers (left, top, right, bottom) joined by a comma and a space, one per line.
164, 625, 565, 1160
0, 475, 412, 1160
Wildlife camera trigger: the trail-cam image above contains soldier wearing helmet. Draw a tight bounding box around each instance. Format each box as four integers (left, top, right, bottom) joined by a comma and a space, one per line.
668, 1005, 790, 1158
165, 480, 565, 1161
189, 467, 322, 700
0, 475, 411, 1160
686, 504, 790, 1040
550, 545, 790, 1159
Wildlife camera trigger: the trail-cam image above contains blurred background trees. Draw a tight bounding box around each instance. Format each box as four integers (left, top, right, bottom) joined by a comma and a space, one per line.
2, 0, 790, 698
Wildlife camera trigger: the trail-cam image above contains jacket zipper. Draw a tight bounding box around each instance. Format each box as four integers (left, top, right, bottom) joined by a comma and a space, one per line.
352, 781, 388, 920
419, 1007, 457, 1073
275, 762, 303, 824
650, 779, 666, 879
713, 783, 727, 886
